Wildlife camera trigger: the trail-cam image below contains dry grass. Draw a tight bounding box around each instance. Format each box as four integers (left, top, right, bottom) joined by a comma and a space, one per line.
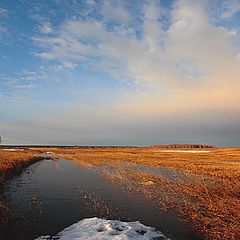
101, 168, 239, 240
48, 147, 240, 179
77, 187, 118, 219
48, 147, 240, 240
0, 148, 47, 184
0, 148, 50, 224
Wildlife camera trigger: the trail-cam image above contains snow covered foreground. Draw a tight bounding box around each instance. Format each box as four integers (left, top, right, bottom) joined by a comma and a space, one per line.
35, 217, 167, 240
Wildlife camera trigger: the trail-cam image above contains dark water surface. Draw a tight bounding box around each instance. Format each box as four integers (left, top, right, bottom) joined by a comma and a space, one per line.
0, 157, 202, 240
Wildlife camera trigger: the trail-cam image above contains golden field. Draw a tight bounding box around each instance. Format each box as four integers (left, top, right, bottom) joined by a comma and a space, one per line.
0, 148, 46, 183
0, 146, 239, 239
48, 147, 240, 240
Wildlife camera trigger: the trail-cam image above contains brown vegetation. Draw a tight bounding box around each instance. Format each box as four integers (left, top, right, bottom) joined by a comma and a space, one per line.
0, 148, 47, 184
77, 187, 117, 219
0, 148, 50, 224
48, 147, 240, 240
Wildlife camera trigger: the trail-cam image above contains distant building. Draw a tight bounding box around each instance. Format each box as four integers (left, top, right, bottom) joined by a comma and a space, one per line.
0, 136, 2, 144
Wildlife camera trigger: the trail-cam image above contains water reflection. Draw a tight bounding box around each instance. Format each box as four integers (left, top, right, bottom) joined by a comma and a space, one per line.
0, 158, 202, 240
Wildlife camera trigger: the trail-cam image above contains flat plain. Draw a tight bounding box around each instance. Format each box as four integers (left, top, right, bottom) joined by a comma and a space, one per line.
0, 147, 239, 240
48, 147, 240, 240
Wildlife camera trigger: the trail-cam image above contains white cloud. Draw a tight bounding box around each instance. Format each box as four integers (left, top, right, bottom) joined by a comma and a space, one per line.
0, 7, 8, 16
62, 61, 78, 70
236, 51, 240, 60
0, 7, 8, 37
0, 25, 7, 34
34, 1, 239, 89
221, 0, 240, 19
19, 69, 53, 82
39, 22, 53, 34
32, 0, 240, 116
101, 1, 131, 23
15, 83, 35, 89
143, 1, 164, 21
166, 1, 236, 74
0, 65, 63, 100
86, 0, 95, 6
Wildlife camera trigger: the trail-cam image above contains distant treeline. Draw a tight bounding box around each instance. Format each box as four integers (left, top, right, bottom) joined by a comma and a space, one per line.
0, 145, 138, 149
0, 144, 216, 149
149, 144, 216, 149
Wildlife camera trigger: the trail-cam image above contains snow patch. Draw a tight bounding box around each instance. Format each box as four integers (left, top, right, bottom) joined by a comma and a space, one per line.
2, 149, 24, 152
35, 217, 167, 240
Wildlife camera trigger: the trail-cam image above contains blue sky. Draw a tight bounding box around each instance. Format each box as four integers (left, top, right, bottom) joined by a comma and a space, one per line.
0, 0, 240, 145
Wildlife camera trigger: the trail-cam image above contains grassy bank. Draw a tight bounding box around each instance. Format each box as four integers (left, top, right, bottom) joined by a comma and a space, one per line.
49, 147, 240, 240
0, 148, 46, 184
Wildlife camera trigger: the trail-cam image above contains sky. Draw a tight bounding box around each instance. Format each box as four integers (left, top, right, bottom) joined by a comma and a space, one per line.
0, 0, 240, 146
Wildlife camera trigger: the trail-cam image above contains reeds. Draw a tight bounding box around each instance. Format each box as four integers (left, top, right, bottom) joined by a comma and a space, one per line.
0, 199, 11, 223
77, 187, 117, 219
0, 149, 47, 184
50, 147, 240, 240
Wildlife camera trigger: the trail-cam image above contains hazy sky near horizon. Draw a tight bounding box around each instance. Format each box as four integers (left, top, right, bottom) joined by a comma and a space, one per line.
0, 0, 240, 146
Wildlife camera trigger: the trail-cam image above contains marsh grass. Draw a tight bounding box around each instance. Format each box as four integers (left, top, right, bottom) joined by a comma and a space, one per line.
108, 169, 240, 240
77, 187, 118, 219
0, 149, 51, 184
0, 199, 11, 223
0, 149, 52, 227
49, 147, 240, 240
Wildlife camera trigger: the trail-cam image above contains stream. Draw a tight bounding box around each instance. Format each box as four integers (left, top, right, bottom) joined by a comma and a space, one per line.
0, 156, 202, 240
